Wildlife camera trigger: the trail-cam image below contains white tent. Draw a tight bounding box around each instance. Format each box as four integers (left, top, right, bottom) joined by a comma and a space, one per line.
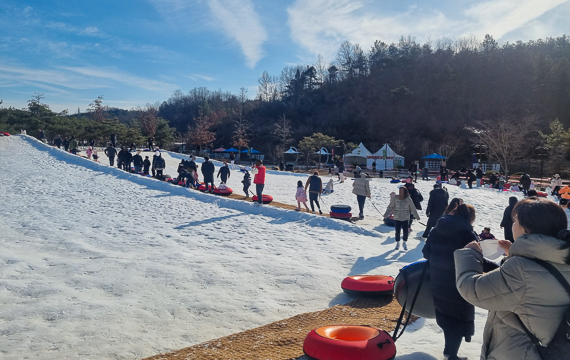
343, 143, 372, 168
368, 144, 405, 170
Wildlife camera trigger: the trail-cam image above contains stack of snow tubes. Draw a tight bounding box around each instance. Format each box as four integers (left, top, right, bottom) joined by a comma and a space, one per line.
252, 194, 273, 204
330, 205, 351, 219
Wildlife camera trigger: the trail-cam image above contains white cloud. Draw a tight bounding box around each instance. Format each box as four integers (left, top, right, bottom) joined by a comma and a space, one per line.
80, 26, 99, 36
60, 66, 178, 92
287, 0, 450, 61
207, 0, 268, 68
462, 0, 569, 39
186, 73, 216, 81
287, 0, 570, 61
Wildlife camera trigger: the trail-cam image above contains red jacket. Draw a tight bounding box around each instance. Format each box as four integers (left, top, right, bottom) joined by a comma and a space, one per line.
253, 166, 266, 184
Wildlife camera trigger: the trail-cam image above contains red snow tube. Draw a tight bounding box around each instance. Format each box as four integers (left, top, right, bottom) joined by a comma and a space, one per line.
198, 183, 216, 192
341, 275, 395, 297
537, 191, 548, 197
303, 325, 396, 360
252, 194, 273, 204
0, 132, 11, 136
214, 187, 233, 196
330, 211, 352, 219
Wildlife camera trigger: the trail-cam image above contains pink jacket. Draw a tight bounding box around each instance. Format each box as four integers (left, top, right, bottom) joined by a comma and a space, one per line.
295, 187, 307, 202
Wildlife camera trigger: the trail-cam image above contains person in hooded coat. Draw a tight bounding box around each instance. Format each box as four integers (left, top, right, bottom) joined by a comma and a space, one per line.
117, 147, 127, 169
422, 183, 450, 238
499, 196, 518, 242
422, 204, 479, 360
455, 198, 570, 360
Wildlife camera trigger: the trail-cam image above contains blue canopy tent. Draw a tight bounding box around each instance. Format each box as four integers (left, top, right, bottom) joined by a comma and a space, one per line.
421, 153, 446, 170
241, 148, 260, 154
421, 153, 446, 159
223, 148, 239, 153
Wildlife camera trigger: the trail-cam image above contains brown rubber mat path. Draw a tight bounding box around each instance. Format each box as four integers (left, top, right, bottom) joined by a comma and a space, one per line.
142, 296, 409, 360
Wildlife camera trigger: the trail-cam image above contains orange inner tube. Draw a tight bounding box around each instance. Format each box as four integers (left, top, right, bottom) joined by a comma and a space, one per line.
316, 325, 379, 341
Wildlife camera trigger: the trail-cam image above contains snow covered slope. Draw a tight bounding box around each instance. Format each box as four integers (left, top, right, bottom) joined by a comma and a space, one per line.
0, 135, 525, 359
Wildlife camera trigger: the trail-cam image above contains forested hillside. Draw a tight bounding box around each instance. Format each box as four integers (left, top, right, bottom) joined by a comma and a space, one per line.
157, 35, 570, 169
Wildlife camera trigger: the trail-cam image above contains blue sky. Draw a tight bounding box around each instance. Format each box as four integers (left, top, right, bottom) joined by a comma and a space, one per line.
1, 0, 570, 112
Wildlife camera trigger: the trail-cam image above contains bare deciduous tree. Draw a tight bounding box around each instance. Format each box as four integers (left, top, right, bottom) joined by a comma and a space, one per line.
469, 116, 537, 175
436, 136, 461, 162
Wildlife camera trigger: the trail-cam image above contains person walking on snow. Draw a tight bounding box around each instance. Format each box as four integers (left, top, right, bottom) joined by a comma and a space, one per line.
105, 144, 117, 166
404, 182, 423, 232
305, 171, 323, 214
251, 160, 266, 205
295, 180, 309, 211
384, 187, 420, 250
352, 175, 371, 219
217, 162, 231, 184
242, 171, 251, 198
422, 183, 449, 238
201, 156, 216, 192
86, 146, 93, 159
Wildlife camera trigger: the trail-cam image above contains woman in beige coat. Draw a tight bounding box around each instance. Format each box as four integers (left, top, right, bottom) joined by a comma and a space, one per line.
352, 176, 371, 219
454, 198, 570, 360
384, 187, 420, 250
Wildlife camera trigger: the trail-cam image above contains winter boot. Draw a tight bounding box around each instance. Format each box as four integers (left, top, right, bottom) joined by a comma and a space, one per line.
394, 242, 400, 250
402, 242, 408, 251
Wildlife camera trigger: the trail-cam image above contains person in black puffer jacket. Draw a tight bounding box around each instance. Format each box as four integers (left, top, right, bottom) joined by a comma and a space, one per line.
404, 182, 423, 229
422, 204, 488, 360
201, 156, 215, 192
422, 183, 449, 238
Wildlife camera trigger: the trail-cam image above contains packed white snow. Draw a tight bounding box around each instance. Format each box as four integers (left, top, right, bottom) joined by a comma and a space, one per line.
0, 135, 531, 359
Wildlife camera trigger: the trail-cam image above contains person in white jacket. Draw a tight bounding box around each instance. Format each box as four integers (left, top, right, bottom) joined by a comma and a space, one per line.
551, 174, 563, 196
384, 187, 420, 250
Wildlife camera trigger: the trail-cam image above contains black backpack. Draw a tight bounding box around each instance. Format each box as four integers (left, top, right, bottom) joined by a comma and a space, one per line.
515, 259, 570, 360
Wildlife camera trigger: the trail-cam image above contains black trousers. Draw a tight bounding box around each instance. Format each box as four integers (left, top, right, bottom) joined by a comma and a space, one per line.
422, 225, 433, 238
108, 156, 114, 166
309, 192, 320, 211
356, 195, 366, 216
156, 169, 163, 181
256, 184, 264, 203
443, 330, 464, 358
243, 184, 250, 196
394, 220, 409, 242
204, 180, 215, 191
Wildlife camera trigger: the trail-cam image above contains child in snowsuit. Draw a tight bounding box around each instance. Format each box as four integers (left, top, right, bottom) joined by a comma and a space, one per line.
479, 227, 496, 240
324, 179, 334, 194
295, 180, 309, 211
242, 171, 251, 198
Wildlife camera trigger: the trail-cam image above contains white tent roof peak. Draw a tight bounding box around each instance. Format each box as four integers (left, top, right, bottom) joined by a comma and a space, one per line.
348, 142, 372, 156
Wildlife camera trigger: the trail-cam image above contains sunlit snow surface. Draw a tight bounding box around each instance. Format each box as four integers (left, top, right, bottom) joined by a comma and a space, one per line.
0, 135, 528, 359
